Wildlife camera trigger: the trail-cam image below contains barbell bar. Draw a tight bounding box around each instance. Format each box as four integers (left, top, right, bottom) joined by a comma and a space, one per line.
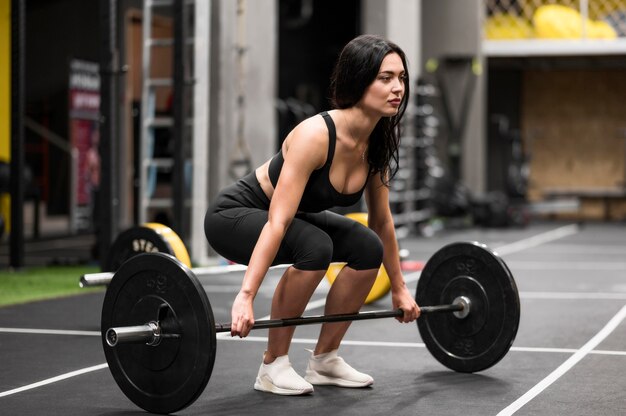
105, 298, 469, 347
101, 242, 520, 415
80, 263, 286, 288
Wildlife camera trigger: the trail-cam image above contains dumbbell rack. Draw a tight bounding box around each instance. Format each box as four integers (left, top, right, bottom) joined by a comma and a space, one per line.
413, 78, 440, 222
389, 79, 439, 236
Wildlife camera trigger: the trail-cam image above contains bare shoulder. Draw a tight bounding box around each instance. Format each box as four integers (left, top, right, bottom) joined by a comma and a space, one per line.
283, 114, 329, 167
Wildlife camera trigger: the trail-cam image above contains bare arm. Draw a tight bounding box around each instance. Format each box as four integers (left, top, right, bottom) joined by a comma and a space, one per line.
365, 173, 420, 323
231, 117, 328, 337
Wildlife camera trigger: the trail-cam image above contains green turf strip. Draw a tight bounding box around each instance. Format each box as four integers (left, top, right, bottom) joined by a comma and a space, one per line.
0, 266, 102, 307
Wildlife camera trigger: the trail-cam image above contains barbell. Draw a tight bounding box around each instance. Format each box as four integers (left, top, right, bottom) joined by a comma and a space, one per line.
100, 241, 520, 414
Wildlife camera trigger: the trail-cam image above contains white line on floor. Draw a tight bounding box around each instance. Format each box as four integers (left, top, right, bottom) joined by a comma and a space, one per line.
0, 327, 100, 336
493, 224, 580, 256
591, 349, 626, 356
507, 261, 626, 270
202, 285, 626, 301
2, 333, 624, 399
0, 363, 108, 398
0, 324, 623, 357
404, 224, 580, 286
519, 291, 626, 300
496, 304, 626, 416
5, 290, 626, 339
217, 336, 626, 356
508, 346, 625, 356
524, 245, 626, 255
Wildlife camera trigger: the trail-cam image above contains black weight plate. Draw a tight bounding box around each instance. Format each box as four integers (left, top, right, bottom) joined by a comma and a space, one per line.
416, 242, 520, 373
104, 226, 175, 272
101, 253, 216, 414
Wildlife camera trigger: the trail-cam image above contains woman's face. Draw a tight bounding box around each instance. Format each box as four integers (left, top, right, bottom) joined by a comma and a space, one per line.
359, 52, 406, 117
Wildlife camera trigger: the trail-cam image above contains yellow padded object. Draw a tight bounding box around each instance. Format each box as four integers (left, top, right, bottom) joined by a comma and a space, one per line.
533, 5, 617, 39
143, 222, 192, 268
324, 212, 391, 304
484, 13, 534, 40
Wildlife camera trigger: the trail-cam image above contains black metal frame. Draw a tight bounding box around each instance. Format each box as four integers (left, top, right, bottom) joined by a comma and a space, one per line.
172, 0, 189, 240
98, 0, 119, 265
10, 0, 25, 268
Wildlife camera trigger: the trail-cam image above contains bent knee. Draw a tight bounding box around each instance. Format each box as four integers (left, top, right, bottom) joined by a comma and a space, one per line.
292, 232, 333, 271
347, 231, 383, 270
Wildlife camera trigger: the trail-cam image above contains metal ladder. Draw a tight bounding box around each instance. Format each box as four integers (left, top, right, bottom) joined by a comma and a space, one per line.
139, 0, 194, 234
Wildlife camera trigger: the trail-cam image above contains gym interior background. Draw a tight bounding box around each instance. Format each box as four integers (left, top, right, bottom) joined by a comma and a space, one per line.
2, 0, 626, 268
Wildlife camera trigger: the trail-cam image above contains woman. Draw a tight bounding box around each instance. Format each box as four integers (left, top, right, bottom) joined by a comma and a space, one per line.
205, 34, 421, 396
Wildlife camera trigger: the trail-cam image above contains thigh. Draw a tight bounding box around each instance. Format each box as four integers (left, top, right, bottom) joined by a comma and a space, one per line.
205, 207, 269, 266
297, 210, 381, 267
280, 216, 333, 270
205, 207, 333, 269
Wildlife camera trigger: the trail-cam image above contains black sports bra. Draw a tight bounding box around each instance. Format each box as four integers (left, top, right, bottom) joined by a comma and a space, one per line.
268, 112, 367, 213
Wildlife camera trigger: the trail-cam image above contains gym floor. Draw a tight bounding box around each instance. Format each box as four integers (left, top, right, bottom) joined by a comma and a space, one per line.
1, 221, 625, 415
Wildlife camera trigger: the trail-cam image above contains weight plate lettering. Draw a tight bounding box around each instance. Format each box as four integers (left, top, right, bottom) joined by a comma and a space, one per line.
104, 224, 191, 272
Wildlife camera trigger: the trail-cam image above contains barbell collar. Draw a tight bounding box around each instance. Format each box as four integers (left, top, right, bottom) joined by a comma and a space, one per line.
105, 321, 162, 347
80, 272, 114, 288
452, 296, 471, 319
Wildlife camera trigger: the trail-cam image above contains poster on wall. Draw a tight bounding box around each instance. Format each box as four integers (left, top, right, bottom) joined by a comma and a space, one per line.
69, 59, 100, 232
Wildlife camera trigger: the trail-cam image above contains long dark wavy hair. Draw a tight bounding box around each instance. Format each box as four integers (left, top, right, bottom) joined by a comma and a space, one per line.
329, 34, 409, 185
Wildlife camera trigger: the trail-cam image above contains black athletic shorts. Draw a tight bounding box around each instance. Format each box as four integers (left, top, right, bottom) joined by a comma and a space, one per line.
204, 172, 383, 271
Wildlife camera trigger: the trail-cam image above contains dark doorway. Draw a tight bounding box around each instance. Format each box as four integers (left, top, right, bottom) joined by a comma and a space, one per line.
277, 0, 360, 146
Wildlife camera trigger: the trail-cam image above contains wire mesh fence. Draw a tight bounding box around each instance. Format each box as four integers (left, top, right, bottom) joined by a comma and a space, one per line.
484, 0, 626, 39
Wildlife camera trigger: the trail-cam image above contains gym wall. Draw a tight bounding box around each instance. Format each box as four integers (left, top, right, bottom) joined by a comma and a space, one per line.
522, 64, 626, 220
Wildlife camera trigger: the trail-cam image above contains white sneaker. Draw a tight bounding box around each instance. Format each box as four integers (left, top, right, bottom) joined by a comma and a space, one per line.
304, 349, 374, 388
254, 354, 314, 395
